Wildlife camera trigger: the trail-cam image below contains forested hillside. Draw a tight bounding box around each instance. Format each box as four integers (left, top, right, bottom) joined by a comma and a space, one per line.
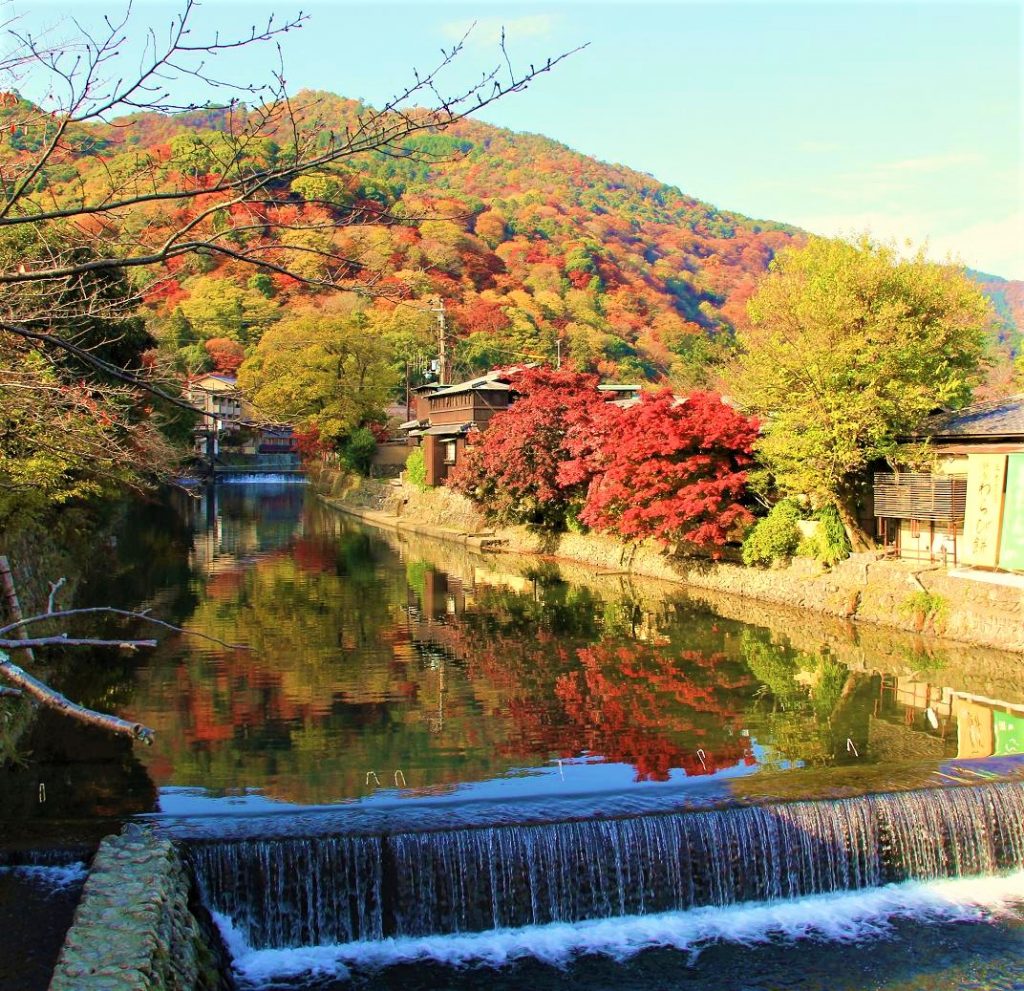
6, 90, 795, 389
7, 89, 1020, 401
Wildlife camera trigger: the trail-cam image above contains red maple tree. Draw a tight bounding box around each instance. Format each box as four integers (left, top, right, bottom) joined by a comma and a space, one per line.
447, 366, 603, 526
204, 337, 245, 374
573, 390, 758, 546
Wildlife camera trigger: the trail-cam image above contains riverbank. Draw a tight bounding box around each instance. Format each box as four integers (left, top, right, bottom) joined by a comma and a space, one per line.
309, 465, 1024, 655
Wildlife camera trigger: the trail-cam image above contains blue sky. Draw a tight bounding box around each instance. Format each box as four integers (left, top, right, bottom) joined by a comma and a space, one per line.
14, 1, 1024, 277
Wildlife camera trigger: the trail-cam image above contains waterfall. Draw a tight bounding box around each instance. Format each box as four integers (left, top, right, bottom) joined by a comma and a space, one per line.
213, 472, 307, 485
187, 782, 1024, 950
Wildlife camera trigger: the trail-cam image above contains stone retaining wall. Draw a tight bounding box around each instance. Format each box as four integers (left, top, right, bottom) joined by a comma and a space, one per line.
49, 829, 229, 991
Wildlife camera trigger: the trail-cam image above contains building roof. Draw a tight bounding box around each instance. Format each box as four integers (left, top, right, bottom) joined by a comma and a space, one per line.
423, 422, 473, 436
427, 364, 539, 399
189, 373, 238, 387
597, 383, 642, 393
429, 374, 512, 398
922, 395, 1024, 440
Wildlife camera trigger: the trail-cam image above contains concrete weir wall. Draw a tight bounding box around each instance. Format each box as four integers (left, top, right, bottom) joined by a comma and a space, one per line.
49, 830, 229, 991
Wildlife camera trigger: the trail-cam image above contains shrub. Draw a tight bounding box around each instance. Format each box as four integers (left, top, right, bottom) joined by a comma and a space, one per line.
405, 447, 427, 491
796, 503, 851, 566
742, 499, 802, 566
340, 426, 377, 475
564, 499, 589, 534
898, 591, 949, 629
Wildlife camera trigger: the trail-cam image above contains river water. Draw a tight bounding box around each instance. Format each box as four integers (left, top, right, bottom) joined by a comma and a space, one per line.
3, 479, 1023, 989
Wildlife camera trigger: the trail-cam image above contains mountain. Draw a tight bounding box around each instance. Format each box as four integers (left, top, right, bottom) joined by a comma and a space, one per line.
10, 90, 1022, 390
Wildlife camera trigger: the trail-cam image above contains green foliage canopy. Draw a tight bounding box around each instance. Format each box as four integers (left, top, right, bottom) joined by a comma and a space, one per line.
733, 236, 991, 540
237, 303, 396, 444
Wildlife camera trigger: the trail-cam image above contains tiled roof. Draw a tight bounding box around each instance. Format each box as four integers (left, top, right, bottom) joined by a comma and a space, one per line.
423, 422, 473, 436
922, 395, 1024, 439
429, 376, 511, 397
427, 364, 537, 398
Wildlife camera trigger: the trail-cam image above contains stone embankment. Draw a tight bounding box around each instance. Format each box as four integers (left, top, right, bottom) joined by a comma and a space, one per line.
49, 829, 229, 991
309, 465, 1024, 655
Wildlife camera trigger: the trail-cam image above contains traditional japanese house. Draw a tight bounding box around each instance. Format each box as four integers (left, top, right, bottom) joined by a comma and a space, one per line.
874, 394, 1024, 570
398, 369, 643, 487
400, 371, 515, 486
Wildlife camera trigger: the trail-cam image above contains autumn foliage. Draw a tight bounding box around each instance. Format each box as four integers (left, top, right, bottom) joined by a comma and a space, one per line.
447, 366, 603, 527
450, 368, 757, 546
570, 390, 758, 546
204, 337, 245, 374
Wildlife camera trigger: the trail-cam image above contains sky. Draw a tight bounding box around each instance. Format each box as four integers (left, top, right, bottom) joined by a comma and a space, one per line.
10, 0, 1024, 278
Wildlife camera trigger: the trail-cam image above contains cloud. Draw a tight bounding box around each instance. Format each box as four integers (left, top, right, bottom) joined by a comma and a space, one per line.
928, 212, 1024, 279
441, 15, 557, 48
876, 151, 985, 174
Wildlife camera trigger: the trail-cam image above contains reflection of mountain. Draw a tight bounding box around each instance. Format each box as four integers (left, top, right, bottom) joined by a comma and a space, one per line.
92, 489, 1024, 810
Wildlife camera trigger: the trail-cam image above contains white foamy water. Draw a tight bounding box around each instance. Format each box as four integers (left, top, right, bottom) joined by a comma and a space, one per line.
217, 870, 1024, 984
0, 862, 88, 889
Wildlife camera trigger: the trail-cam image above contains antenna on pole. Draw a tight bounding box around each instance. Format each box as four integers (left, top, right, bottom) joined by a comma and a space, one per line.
430, 296, 452, 385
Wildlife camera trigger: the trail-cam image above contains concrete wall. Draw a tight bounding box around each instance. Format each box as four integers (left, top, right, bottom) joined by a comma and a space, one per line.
49, 829, 230, 991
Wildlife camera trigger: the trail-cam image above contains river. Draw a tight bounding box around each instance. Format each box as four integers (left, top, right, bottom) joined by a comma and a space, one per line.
2, 479, 1023, 990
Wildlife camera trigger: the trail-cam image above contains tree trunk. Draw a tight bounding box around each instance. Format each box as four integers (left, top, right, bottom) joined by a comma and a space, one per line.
836, 494, 875, 553
0, 555, 34, 663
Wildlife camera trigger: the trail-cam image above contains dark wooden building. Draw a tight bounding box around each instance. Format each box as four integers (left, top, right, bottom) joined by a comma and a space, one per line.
400, 371, 514, 486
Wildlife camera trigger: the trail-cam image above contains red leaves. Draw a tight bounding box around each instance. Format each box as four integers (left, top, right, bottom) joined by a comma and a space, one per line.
204, 337, 245, 374
450, 367, 758, 548
294, 424, 330, 458
448, 366, 603, 526
577, 391, 757, 546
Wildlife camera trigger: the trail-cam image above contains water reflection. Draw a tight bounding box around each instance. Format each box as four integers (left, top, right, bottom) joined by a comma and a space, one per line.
72, 484, 1024, 814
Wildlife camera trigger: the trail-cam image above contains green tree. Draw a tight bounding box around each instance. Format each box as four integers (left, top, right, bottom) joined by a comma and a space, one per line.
179, 278, 280, 344
237, 302, 396, 444
733, 236, 991, 548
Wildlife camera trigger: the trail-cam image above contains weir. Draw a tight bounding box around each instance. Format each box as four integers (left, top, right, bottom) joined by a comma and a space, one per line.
187, 780, 1024, 950
213, 472, 308, 485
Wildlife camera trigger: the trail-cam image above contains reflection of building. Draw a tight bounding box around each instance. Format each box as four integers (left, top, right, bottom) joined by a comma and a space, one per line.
877, 673, 1024, 760
874, 396, 1024, 569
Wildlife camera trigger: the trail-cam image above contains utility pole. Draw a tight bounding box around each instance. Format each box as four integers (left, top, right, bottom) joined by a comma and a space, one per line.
430, 296, 452, 385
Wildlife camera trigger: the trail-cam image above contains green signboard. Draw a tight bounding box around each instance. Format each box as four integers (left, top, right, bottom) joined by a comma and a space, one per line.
993, 710, 1024, 757
998, 454, 1024, 571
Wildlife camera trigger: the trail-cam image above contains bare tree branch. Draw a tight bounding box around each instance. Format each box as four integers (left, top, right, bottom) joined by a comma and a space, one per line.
0, 605, 249, 651
0, 648, 154, 743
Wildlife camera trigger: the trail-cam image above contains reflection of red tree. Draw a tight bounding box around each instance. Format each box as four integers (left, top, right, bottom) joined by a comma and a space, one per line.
292, 537, 336, 575
172, 651, 310, 747
422, 614, 755, 782
554, 644, 754, 781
